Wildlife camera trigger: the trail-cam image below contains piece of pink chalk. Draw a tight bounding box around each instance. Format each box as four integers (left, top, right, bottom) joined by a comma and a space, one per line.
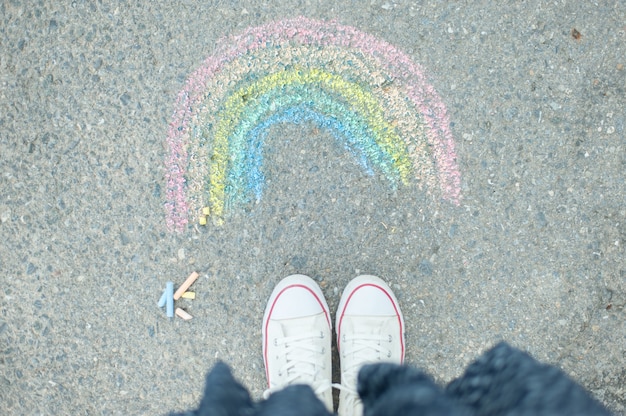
175, 308, 193, 321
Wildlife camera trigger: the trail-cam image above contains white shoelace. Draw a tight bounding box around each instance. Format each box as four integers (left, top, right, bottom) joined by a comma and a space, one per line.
332, 333, 392, 411
263, 331, 331, 400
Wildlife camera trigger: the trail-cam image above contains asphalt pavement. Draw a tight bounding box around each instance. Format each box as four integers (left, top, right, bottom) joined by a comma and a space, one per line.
0, 1, 624, 414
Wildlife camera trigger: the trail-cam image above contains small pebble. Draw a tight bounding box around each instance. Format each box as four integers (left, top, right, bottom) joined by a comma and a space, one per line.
120, 93, 131, 105
0, 206, 10, 223
418, 259, 433, 276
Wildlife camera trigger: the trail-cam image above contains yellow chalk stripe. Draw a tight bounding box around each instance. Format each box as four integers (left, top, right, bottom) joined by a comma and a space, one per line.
181, 291, 196, 299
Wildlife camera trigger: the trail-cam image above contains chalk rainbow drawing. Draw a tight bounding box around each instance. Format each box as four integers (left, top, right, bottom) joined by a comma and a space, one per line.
165, 17, 461, 231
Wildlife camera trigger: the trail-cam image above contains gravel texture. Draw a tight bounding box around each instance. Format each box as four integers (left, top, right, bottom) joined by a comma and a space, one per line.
0, 1, 624, 414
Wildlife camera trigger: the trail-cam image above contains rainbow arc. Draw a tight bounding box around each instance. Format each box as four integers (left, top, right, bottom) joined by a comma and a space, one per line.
165, 17, 461, 231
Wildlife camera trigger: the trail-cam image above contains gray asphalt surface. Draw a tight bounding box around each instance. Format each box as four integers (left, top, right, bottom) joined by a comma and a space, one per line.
1, 1, 624, 414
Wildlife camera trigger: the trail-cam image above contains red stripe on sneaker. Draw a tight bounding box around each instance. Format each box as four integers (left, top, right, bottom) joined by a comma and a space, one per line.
336, 283, 405, 363
263, 283, 331, 387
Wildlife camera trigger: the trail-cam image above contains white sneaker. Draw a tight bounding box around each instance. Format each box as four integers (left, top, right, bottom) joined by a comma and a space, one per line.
334, 275, 405, 416
262, 274, 333, 411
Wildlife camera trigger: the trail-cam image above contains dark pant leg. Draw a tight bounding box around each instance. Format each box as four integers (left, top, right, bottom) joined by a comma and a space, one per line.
357, 342, 610, 416
358, 362, 473, 415
169, 361, 332, 416
446, 342, 611, 416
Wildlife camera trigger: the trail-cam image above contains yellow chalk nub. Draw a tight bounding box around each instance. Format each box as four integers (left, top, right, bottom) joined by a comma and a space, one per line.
202, 207, 210, 216
181, 291, 195, 299
199, 216, 207, 225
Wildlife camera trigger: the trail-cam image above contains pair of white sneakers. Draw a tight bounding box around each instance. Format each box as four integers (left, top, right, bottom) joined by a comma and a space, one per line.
262, 274, 405, 415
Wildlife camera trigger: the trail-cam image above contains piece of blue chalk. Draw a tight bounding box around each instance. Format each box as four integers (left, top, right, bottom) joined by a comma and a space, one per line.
158, 288, 167, 308
166, 281, 174, 318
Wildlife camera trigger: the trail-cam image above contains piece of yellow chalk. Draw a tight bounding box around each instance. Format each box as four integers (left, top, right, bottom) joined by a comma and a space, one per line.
181, 291, 195, 299
199, 216, 207, 225
175, 308, 193, 321
202, 207, 210, 216
174, 271, 199, 300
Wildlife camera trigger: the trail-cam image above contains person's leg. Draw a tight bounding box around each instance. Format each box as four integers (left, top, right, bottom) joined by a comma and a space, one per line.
445, 342, 611, 415
262, 274, 334, 411
355, 342, 612, 416
173, 275, 611, 416
167, 361, 254, 416
334, 275, 405, 416
170, 361, 332, 416
357, 362, 472, 416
